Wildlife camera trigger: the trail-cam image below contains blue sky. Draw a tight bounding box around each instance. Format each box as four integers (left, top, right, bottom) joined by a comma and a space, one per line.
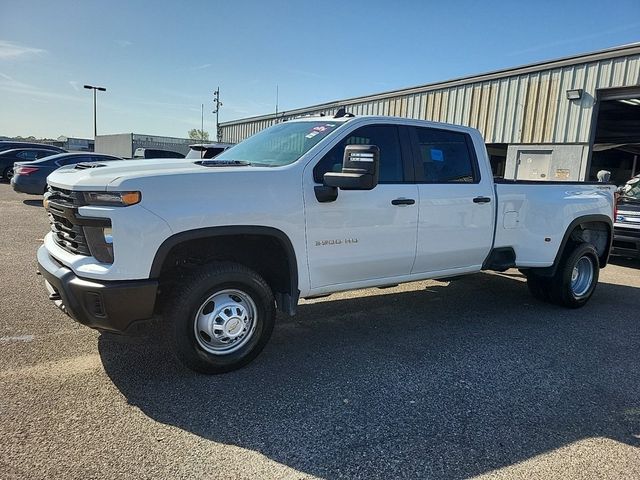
1, 0, 639, 139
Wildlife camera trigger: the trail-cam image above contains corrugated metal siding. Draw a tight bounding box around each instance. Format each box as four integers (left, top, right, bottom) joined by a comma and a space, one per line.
221, 52, 640, 144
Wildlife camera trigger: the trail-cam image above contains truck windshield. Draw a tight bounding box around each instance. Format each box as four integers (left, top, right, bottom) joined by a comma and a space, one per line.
214, 121, 341, 166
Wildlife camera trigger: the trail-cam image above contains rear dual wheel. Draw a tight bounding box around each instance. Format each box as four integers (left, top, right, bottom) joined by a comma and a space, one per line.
527, 243, 599, 308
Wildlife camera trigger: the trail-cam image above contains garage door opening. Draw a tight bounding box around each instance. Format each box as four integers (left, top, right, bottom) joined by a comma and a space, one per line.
486, 143, 508, 178
590, 87, 640, 185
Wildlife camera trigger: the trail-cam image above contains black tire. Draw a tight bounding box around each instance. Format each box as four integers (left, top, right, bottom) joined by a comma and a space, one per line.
547, 243, 600, 308
2, 167, 11, 181
526, 273, 552, 302
163, 262, 276, 374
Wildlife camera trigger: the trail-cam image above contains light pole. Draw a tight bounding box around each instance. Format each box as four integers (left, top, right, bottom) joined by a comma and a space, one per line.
212, 87, 222, 142
84, 84, 106, 138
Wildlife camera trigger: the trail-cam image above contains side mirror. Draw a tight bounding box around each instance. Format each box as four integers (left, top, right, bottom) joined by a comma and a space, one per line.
323, 145, 380, 190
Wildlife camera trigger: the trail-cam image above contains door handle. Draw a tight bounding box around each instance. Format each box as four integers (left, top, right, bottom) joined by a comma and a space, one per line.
473, 196, 492, 204
391, 198, 415, 206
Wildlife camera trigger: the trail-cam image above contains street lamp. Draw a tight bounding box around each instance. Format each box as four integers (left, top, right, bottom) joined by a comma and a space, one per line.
84, 84, 106, 138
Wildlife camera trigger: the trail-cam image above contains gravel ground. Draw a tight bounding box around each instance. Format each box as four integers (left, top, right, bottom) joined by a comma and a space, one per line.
1, 182, 639, 479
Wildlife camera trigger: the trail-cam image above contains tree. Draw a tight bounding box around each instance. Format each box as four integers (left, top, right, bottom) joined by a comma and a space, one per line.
188, 129, 210, 141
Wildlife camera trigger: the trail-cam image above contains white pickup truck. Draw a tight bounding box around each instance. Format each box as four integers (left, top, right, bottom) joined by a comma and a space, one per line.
38, 114, 616, 373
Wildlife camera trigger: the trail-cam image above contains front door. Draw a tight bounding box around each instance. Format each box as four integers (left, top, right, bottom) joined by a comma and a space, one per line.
304, 124, 419, 289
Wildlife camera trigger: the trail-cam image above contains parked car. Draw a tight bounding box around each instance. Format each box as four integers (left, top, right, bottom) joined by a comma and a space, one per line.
0, 141, 66, 154
612, 175, 640, 258
185, 142, 234, 159
11, 152, 122, 195
0, 148, 65, 181
133, 148, 184, 159
38, 115, 616, 374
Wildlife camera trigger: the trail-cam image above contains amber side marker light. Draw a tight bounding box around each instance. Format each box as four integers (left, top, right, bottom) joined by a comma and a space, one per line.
121, 192, 142, 205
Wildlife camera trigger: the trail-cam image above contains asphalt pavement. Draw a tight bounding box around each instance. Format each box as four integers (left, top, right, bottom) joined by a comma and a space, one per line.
1, 183, 639, 479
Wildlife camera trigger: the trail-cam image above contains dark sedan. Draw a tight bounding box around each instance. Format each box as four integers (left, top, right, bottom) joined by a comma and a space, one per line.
0, 147, 65, 180
0, 141, 66, 154
11, 152, 122, 195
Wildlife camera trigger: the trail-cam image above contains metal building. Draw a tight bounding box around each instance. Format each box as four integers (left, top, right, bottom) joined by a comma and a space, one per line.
95, 133, 193, 158
220, 43, 640, 184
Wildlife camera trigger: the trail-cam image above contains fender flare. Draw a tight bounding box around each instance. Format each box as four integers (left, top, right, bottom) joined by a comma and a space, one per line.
537, 214, 613, 277
149, 225, 299, 305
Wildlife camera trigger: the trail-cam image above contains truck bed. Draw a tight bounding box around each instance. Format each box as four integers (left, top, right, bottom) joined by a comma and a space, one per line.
493, 182, 615, 267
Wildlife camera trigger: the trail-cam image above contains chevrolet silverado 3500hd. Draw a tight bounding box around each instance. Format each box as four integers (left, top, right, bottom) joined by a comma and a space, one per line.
38, 115, 616, 373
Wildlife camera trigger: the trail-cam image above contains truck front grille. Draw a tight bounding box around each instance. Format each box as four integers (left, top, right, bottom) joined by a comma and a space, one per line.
47, 186, 83, 208
47, 187, 91, 256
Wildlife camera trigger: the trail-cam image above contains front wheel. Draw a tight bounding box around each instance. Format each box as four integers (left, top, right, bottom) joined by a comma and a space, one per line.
2, 167, 12, 181
163, 262, 276, 374
548, 243, 600, 308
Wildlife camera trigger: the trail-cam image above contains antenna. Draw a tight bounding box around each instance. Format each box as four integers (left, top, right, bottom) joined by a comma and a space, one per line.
200, 103, 204, 158
275, 85, 279, 123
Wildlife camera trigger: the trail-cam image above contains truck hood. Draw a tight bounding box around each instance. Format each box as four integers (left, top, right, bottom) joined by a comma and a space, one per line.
46, 158, 252, 190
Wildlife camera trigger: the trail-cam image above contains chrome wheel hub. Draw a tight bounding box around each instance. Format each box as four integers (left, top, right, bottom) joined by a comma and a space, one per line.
570, 256, 594, 298
194, 289, 257, 355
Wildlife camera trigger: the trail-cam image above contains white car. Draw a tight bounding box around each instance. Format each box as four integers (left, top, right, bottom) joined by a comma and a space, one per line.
185, 142, 235, 159
38, 114, 616, 373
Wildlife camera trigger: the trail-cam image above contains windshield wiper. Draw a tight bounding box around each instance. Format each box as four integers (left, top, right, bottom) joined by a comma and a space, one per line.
200, 159, 251, 167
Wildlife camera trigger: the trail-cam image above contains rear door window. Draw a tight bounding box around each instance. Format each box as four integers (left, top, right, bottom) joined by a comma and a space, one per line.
411, 127, 479, 183
17, 151, 39, 161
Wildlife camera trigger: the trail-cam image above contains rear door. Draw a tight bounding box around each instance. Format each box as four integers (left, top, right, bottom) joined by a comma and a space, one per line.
410, 126, 495, 274
304, 123, 419, 289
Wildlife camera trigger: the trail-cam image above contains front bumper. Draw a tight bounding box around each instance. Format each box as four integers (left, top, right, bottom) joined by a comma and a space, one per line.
37, 245, 158, 333
612, 226, 640, 258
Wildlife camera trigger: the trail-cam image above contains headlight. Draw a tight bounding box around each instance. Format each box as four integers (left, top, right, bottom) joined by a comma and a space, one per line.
83, 191, 141, 206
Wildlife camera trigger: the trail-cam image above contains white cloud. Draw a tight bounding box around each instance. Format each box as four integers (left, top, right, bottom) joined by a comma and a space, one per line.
0, 40, 46, 59
116, 40, 133, 47
0, 73, 82, 102
69, 80, 80, 91
193, 63, 212, 70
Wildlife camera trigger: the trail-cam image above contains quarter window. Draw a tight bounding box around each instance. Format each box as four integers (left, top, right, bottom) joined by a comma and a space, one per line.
314, 125, 404, 183
414, 127, 477, 183
56, 156, 86, 166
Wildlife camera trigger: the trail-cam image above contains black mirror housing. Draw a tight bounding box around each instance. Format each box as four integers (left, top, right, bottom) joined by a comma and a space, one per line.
323, 145, 380, 190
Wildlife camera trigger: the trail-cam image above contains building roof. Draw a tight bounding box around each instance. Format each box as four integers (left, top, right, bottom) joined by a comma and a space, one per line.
221, 42, 640, 127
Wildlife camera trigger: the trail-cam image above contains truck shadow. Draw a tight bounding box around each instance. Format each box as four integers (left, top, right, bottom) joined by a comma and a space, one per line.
22, 199, 44, 207
609, 255, 640, 269
99, 272, 640, 479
